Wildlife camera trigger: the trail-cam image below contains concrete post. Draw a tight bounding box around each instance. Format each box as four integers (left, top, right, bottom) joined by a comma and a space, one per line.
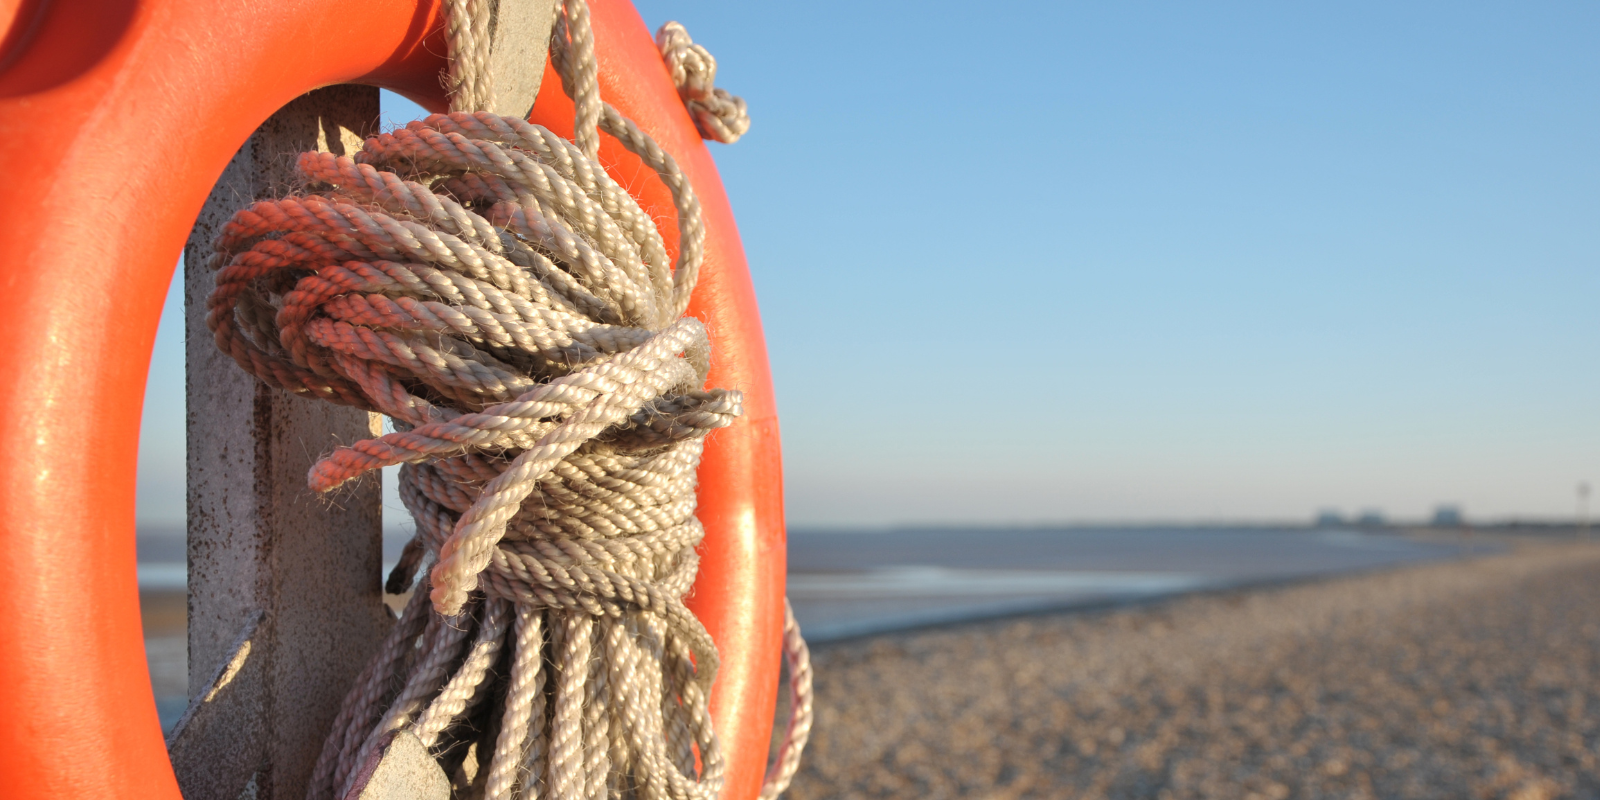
171, 86, 392, 800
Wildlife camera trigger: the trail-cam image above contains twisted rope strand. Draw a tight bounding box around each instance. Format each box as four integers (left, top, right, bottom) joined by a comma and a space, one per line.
656, 22, 750, 144
207, 2, 808, 797
758, 600, 813, 800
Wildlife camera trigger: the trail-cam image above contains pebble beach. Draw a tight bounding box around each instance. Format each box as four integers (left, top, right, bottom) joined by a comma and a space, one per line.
782, 541, 1600, 800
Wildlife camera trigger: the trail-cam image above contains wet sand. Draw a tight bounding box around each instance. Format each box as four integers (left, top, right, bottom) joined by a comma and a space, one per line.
783, 541, 1600, 800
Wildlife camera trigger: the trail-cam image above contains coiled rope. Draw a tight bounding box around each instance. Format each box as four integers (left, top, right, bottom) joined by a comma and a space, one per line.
203, 1, 809, 797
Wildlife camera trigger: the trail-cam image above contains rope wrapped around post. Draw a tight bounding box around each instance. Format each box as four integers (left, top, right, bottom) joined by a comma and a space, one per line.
203, 1, 808, 798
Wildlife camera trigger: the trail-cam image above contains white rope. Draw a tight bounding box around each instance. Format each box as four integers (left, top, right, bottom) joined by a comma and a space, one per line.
446, 0, 496, 113
759, 599, 813, 800
205, 1, 807, 798
655, 22, 750, 144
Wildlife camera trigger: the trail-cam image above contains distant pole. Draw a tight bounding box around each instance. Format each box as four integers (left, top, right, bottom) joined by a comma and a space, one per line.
1578, 482, 1590, 541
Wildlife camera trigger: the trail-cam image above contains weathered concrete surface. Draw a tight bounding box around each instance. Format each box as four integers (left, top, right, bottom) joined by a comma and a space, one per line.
182, 85, 391, 800
347, 732, 451, 800
167, 612, 265, 791
484, 0, 560, 118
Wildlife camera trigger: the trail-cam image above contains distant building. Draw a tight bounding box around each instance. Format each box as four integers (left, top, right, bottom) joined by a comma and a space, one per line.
1355, 510, 1386, 528
1431, 505, 1464, 527
1314, 509, 1345, 528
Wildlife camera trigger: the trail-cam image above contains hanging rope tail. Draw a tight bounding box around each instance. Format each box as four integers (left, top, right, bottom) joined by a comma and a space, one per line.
205, 1, 808, 798
655, 21, 750, 144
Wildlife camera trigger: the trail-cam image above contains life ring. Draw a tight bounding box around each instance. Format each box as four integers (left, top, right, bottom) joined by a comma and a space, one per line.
0, 0, 784, 797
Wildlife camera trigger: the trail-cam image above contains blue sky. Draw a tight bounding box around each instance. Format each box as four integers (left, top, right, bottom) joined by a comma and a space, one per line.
139, 1, 1600, 529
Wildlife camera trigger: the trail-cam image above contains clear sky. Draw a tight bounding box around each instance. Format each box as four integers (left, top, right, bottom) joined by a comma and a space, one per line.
138, 1, 1600, 530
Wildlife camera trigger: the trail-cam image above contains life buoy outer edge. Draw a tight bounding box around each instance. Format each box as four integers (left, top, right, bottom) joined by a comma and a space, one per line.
0, 0, 784, 797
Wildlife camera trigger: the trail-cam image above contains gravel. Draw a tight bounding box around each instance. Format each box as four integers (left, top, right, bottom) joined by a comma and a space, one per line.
782, 541, 1600, 800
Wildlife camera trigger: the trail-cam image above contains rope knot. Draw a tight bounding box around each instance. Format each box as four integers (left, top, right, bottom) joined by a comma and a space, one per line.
656, 21, 750, 144
209, 104, 737, 798
204, 2, 807, 796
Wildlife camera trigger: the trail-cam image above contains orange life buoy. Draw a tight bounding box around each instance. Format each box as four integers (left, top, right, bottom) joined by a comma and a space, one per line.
0, 0, 784, 797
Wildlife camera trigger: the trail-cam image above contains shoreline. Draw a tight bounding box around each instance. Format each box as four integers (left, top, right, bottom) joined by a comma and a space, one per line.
784, 541, 1600, 799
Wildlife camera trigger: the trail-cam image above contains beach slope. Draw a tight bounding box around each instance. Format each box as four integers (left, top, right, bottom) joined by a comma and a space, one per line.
787, 542, 1600, 800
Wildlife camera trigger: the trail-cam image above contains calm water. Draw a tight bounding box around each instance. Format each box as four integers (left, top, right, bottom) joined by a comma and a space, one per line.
140, 526, 1490, 728
786, 527, 1491, 640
